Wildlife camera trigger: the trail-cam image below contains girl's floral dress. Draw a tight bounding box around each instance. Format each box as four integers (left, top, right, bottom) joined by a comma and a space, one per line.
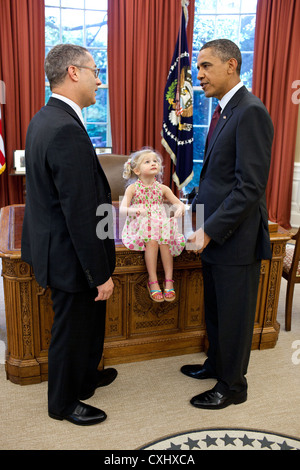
121, 179, 185, 256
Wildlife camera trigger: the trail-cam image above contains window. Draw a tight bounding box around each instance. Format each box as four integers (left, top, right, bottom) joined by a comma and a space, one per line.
44, 1, 257, 166
45, 0, 111, 148
189, 0, 258, 191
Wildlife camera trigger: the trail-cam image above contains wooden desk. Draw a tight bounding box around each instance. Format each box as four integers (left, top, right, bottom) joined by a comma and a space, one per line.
9, 169, 26, 202
0, 204, 290, 385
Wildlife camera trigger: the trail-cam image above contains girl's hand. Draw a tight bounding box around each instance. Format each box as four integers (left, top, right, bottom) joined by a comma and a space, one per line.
173, 203, 186, 218
135, 207, 147, 217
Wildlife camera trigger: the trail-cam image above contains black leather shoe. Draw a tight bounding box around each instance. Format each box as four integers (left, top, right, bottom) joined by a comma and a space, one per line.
49, 401, 107, 425
181, 364, 217, 380
79, 368, 118, 400
190, 387, 247, 410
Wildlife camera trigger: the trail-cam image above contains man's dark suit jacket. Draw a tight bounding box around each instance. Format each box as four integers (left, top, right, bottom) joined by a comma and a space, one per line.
21, 97, 116, 293
197, 86, 274, 265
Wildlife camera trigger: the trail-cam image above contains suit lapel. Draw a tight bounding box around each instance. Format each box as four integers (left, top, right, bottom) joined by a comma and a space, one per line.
204, 109, 231, 161
202, 86, 248, 171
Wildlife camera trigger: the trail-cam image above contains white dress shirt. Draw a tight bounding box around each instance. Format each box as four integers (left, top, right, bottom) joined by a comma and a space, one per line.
219, 81, 244, 112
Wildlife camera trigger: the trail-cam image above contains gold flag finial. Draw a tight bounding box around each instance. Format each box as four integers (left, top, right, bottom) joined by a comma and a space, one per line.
181, 0, 189, 25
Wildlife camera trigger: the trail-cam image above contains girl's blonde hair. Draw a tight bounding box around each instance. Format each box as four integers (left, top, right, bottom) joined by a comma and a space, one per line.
123, 147, 163, 184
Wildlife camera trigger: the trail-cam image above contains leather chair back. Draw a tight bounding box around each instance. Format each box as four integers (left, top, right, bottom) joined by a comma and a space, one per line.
98, 154, 128, 201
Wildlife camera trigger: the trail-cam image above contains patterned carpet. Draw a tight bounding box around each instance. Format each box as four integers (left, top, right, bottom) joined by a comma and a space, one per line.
140, 428, 300, 450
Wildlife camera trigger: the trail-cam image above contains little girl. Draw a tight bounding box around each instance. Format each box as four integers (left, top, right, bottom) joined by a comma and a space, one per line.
120, 147, 186, 302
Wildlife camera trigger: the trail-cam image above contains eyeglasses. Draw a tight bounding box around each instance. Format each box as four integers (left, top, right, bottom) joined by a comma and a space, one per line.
66, 65, 100, 78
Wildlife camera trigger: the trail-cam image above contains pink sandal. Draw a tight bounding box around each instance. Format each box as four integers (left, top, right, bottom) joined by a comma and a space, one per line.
147, 280, 164, 302
163, 279, 176, 302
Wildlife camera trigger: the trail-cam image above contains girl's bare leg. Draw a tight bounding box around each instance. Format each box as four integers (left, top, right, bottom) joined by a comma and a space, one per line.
160, 244, 175, 300
144, 241, 163, 301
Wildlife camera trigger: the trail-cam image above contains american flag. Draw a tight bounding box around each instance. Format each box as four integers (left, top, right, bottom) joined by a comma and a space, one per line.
0, 106, 5, 174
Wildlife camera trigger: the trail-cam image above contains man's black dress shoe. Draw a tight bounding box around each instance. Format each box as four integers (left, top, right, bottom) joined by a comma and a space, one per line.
190, 387, 247, 410
79, 367, 118, 400
181, 364, 217, 380
49, 401, 107, 425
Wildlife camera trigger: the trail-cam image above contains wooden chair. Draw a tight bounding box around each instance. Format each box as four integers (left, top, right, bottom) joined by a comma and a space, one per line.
282, 228, 300, 330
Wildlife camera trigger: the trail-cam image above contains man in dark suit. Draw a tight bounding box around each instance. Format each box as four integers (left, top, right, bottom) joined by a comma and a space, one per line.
181, 39, 274, 409
21, 44, 117, 425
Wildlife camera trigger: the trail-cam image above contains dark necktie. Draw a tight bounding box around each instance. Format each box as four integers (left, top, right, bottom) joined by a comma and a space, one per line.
207, 104, 221, 145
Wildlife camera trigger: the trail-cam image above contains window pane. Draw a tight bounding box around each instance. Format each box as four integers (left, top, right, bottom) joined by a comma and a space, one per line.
45, 46, 52, 59
193, 15, 216, 49
193, 90, 210, 126
217, 0, 240, 13
192, 15, 216, 85
240, 52, 254, 89
85, 11, 107, 48
45, 46, 52, 82
61, 9, 84, 44
45, 2, 110, 148
240, 15, 256, 51
45, 0, 59, 6
87, 123, 108, 147
89, 49, 108, 83
186, 161, 202, 193
86, 88, 108, 123
188, 0, 257, 191
241, 0, 257, 13
85, 0, 107, 10
45, 86, 52, 102
216, 16, 239, 43
61, 0, 84, 8
45, 7, 60, 45
193, 126, 207, 164
191, 51, 199, 85
195, 0, 217, 14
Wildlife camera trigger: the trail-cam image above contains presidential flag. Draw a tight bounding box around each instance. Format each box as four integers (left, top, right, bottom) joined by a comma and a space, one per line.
161, 4, 193, 190
0, 106, 5, 174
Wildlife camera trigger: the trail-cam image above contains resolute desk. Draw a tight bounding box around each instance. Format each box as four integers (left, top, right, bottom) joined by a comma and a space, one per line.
0, 204, 290, 385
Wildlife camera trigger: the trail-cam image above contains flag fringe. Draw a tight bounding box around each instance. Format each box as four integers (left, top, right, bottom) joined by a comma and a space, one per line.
172, 169, 194, 191
161, 134, 194, 191
161, 134, 177, 166
181, 0, 189, 25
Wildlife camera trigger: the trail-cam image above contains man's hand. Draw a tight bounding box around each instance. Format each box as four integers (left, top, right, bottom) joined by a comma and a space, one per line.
187, 228, 211, 253
95, 277, 114, 301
